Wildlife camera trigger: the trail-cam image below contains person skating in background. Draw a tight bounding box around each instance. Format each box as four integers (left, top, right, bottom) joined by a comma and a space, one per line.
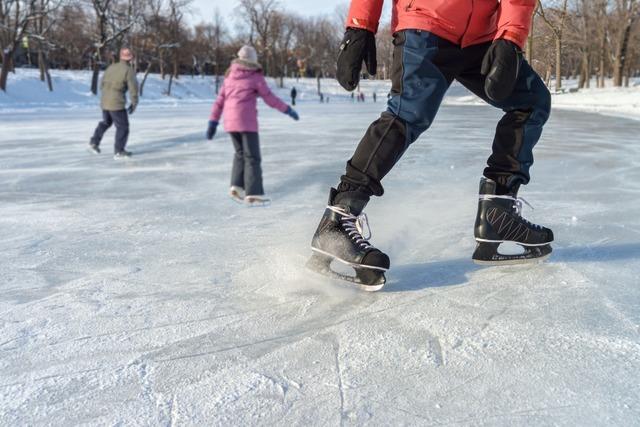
308, 0, 553, 291
89, 48, 138, 159
206, 45, 299, 206
372, 92, 377, 103
291, 86, 297, 106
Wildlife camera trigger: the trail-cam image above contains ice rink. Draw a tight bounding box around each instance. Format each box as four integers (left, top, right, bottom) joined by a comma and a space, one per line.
1, 101, 639, 425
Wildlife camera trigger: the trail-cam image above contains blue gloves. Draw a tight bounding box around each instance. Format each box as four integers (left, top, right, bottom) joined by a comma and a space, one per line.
285, 106, 299, 121
206, 120, 218, 140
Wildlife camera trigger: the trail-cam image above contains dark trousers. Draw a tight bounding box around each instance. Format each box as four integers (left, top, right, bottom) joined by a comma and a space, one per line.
340, 30, 551, 200
91, 109, 130, 153
230, 132, 264, 196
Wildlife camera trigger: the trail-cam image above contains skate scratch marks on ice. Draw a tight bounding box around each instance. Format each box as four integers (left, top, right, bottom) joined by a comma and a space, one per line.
169, 393, 178, 427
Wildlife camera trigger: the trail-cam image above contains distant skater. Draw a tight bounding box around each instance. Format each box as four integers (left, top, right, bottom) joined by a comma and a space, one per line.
372, 92, 377, 103
89, 48, 138, 159
206, 45, 299, 206
291, 86, 297, 106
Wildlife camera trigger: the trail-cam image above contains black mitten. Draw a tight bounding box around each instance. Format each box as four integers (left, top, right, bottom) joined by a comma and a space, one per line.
336, 28, 377, 91
481, 39, 523, 102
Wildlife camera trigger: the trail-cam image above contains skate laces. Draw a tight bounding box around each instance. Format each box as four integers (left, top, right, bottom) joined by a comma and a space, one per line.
328, 206, 373, 249
479, 194, 541, 229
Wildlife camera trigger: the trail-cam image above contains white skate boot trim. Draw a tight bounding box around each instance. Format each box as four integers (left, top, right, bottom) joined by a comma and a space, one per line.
311, 247, 388, 272
245, 195, 271, 207
475, 238, 552, 247
229, 186, 245, 203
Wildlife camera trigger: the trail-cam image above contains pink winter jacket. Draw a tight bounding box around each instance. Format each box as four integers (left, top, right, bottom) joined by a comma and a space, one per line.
210, 63, 288, 133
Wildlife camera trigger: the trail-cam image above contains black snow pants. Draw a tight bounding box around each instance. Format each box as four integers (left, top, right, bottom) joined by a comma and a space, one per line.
337, 30, 551, 212
91, 109, 130, 153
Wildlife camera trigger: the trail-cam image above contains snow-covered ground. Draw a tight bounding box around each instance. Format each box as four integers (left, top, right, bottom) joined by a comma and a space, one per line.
1, 89, 640, 424
2, 69, 639, 121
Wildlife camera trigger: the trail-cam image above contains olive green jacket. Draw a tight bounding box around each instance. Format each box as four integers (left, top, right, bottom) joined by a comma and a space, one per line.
100, 62, 139, 111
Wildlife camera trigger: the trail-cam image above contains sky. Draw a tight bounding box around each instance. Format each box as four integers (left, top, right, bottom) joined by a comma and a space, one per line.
191, 0, 348, 25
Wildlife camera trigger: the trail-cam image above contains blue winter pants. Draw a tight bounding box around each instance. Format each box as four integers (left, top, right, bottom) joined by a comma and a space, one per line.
91, 109, 130, 153
340, 30, 551, 197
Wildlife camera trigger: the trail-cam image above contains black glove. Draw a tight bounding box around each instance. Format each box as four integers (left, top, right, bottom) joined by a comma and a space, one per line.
206, 120, 218, 140
481, 39, 523, 102
127, 104, 136, 115
337, 28, 377, 91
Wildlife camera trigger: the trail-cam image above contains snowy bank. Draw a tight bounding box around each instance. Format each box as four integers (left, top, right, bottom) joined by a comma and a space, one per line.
1, 69, 639, 121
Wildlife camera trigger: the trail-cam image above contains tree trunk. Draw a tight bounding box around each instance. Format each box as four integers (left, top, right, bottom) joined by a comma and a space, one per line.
140, 62, 153, 96
613, 21, 633, 87
579, 50, 590, 89
598, 32, 606, 88
160, 51, 166, 79
45, 63, 53, 92
173, 53, 179, 79
555, 36, 562, 91
38, 50, 46, 82
0, 50, 13, 92
91, 50, 101, 95
167, 73, 173, 96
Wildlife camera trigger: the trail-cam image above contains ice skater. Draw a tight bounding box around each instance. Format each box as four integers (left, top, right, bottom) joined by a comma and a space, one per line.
291, 86, 297, 106
308, 0, 553, 290
89, 48, 138, 159
206, 45, 299, 206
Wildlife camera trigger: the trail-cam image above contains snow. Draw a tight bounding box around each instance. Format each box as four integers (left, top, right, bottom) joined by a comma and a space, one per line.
1, 71, 640, 424
2, 69, 639, 120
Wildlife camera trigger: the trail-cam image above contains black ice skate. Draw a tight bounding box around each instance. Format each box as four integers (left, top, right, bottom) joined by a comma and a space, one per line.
307, 188, 390, 291
473, 177, 554, 265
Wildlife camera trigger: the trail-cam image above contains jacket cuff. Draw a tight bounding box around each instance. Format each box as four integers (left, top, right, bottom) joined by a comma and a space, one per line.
346, 17, 378, 33
495, 29, 527, 50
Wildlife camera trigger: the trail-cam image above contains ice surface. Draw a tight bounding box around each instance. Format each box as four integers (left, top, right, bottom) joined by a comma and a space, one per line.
1, 98, 639, 425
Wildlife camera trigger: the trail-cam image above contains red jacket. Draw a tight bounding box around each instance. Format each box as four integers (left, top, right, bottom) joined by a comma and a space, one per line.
346, 0, 535, 49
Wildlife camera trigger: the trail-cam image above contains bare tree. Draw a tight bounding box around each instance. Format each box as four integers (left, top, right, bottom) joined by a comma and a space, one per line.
0, 0, 39, 92
27, 0, 63, 91
238, 0, 279, 75
88, 0, 136, 95
536, 0, 570, 90
611, 0, 639, 86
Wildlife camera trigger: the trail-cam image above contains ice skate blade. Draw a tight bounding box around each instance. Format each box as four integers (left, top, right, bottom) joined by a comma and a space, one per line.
472, 242, 553, 266
306, 251, 386, 291
229, 194, 244, 204
88, 146, 100, 155
245, 199, 271, 207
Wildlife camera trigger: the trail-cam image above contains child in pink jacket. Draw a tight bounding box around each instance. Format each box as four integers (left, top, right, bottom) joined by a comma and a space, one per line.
207, 45, 299, 205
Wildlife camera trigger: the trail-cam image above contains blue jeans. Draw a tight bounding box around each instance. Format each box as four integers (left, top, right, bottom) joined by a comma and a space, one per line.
340, 30, 551, 198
